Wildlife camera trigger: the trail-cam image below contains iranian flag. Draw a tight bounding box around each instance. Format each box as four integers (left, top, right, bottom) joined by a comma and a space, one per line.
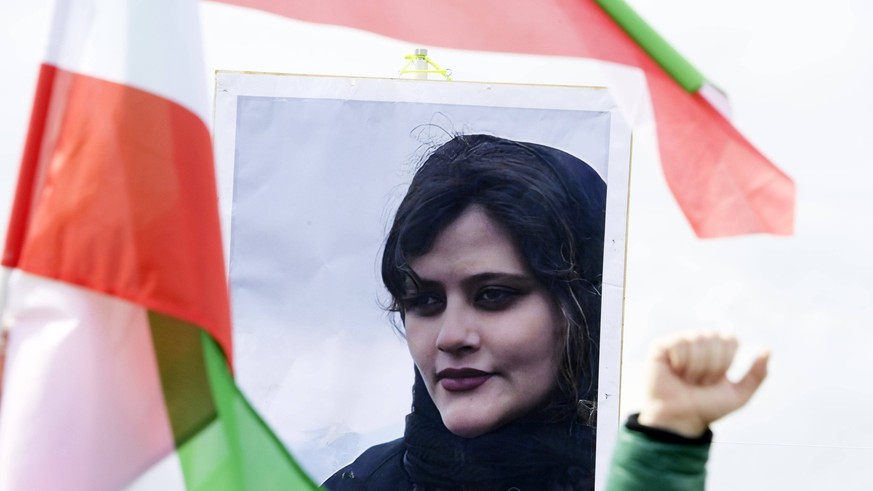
207, 0, 795, 238
0, 0, 315, 489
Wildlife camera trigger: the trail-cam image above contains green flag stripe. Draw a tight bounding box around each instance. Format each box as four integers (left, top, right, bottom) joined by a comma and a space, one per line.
149, 312, 217, 447
150, 312, 317, 489
177, 419, 238, 489
197, 330, 319, 490
595, 0, 705, 92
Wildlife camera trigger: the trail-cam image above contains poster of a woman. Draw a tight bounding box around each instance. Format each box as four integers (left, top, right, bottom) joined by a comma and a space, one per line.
213, 74, 631, 487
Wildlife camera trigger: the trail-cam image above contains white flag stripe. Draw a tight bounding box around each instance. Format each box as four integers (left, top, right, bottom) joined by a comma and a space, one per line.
698, 82, 732, 119
0, 271, 176, 491
122, 448, 187, 491
45, 0, 209, 123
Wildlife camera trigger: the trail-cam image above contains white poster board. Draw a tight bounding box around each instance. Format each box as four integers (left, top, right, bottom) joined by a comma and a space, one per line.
214, 73, 631, 487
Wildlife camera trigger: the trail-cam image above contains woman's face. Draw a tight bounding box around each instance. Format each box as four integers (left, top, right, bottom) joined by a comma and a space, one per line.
404, 205, 563, 438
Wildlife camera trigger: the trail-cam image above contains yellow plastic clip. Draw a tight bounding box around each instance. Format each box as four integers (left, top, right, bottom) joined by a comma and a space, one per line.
399, 48, 452, 80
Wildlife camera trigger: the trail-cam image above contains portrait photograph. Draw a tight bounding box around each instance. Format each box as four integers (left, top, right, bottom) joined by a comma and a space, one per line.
214, 73, 631, 488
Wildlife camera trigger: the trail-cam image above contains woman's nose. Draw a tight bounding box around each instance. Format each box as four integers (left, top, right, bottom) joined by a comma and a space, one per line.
436, 300, 479, 354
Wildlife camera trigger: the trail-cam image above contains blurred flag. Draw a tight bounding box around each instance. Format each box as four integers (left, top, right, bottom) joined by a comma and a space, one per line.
0, 0, 316, 489
211, 0, 795, 238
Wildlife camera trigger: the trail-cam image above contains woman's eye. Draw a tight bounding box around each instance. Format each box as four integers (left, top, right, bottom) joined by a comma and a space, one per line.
402, 293, 444, 316
475, 287, 519, 310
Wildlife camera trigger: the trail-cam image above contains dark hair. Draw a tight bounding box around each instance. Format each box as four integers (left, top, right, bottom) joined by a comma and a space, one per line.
381, 134, 606, 415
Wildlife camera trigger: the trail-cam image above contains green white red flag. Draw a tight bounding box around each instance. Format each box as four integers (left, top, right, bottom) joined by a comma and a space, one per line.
0, 0, 315, 489
210, 0, 795, 238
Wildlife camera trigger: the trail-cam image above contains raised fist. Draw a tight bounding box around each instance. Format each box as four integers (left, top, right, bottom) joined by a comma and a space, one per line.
638, 332, 769, 437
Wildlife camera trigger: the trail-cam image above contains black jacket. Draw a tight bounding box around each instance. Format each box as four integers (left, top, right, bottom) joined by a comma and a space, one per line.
323, 438, 410, 490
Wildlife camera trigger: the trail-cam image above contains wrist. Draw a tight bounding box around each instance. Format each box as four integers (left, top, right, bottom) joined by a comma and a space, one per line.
626, 413, 713, 445
638, 404, 709, 438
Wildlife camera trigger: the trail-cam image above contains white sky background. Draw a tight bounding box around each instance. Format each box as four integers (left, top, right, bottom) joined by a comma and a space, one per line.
1, 1, 872, 489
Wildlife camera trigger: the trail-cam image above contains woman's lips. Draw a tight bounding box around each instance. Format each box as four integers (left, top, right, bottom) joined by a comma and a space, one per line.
437, 368, 493, 392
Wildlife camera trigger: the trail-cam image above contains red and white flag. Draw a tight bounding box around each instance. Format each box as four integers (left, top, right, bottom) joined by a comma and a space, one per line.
0, 0, 315, 489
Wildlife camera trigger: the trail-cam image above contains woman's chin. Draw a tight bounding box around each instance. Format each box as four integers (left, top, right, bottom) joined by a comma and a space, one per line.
441, 413, 499, 438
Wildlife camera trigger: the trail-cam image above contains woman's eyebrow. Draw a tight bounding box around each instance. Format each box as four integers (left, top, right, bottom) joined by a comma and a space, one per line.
461, 272, 534, 288
407, 271, 533, 290
403, 272, 440, 292
408, 278, 440, 290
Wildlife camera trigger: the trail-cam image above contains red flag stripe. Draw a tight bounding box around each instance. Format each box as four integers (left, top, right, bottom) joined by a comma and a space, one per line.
1, 64, 232, 359
210, 0, 794, 236
656, 88, 795, 236
212, 0, 655, 66
3, 64, 57, 270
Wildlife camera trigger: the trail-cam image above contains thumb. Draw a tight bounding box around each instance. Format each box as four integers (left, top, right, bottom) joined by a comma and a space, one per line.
733, 351, 769, 405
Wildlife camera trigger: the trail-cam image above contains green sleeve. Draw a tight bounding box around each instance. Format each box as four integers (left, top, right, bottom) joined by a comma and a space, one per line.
606, 425, 709, 491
